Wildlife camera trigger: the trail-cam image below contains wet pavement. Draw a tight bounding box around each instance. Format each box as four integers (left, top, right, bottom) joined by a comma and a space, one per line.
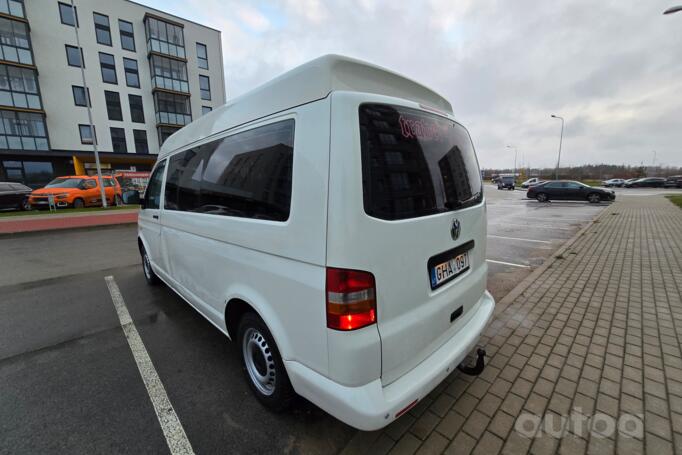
0, 188, 611, 454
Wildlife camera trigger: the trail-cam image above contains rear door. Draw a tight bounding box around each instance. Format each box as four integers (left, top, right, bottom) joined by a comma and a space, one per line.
327, 94, 487, 385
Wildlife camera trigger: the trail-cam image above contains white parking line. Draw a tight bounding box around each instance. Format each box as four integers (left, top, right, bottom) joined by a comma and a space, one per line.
105, 276, 195, 455
486, 259, 531, 268
487, 235, 552, 244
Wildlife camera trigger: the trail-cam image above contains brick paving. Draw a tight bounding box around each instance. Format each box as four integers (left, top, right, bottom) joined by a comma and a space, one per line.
342, 195, 682, 455
0, 209, 138, 234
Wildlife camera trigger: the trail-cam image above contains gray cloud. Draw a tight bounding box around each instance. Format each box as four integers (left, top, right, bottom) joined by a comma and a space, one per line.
145, 0, 682, 168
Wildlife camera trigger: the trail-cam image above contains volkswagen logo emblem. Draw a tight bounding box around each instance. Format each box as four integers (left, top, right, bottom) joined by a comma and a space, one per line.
451, 219, 461, 241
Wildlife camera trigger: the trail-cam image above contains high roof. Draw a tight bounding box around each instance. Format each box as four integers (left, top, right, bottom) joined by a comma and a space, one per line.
159, 54, 453, 159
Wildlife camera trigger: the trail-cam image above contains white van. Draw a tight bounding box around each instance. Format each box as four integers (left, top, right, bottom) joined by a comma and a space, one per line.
138, 55, 495, 431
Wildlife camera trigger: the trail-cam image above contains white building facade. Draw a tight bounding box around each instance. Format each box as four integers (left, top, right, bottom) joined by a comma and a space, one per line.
0, 0, 225, 187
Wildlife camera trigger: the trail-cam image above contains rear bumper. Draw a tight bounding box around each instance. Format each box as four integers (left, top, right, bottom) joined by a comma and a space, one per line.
285, 290, 495, 431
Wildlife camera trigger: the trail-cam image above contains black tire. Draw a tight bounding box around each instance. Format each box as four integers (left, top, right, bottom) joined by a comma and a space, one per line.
19, 197, 30, 211
536, 193, 548, 203
73, 198, 85, 209
238, 312, 295, 411
141, 246, 160, 285
588, 193, 601, 204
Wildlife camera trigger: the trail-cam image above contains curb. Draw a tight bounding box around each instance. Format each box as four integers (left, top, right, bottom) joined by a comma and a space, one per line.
0, 219, 138, 238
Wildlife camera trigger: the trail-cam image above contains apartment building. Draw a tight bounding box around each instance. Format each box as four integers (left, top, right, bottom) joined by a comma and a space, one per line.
0, 0, 225, 187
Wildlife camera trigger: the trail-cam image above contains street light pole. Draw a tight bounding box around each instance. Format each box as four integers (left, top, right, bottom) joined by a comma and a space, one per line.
70, 0, 107, 208
506, 145, 518, 182
551, 114, 564, 180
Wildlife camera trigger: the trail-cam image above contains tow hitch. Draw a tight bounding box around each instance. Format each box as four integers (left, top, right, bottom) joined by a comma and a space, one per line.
458, 348, 486, 376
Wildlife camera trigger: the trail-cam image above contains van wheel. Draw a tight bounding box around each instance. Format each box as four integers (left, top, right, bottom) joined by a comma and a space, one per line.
588, 193, 601, 203
73, 198, 84, 209
238, 312, 295, 411
536, 193, 548, 203
141, 247, 160, 285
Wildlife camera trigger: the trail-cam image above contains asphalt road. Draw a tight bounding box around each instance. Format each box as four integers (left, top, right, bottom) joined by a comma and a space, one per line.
0, 189, 610, 454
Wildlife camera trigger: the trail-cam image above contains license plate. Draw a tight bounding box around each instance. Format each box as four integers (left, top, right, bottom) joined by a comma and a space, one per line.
430, 251, 469, 289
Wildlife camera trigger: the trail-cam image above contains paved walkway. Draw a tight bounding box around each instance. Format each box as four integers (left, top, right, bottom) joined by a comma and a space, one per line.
0, 209, 138, 234
343, 195, 682, 455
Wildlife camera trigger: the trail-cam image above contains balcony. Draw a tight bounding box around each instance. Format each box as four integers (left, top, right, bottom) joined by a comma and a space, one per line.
155, 111, 191, 127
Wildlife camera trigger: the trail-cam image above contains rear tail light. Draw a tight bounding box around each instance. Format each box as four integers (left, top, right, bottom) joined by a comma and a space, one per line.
326, 267, 376, 331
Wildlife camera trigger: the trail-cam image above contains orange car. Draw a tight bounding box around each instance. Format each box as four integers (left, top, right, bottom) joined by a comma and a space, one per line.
29, 175, 122, 209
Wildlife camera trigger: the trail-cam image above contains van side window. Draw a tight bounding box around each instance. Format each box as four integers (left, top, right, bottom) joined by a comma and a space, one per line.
164, 119, 294, 221
144, 160, 166, 209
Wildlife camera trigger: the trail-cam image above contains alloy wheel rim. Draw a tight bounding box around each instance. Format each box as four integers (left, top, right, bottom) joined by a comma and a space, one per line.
242, 327, 276, 396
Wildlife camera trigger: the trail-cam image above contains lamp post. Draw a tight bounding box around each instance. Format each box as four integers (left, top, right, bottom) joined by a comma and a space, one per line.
506, 145, 517, 183
664, 6, 682, 14
551, 114, 564, 180
70, 0, 107, 208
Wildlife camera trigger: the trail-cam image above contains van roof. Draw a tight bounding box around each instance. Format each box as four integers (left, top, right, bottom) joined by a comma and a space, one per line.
159, 54, 453, 159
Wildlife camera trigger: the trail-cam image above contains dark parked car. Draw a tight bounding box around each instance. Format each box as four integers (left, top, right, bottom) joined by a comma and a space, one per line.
497, 175, 515, 190
624, 177, 666, 188
664, 175, 682, 188
0, 182, 32, 210
526, 180, 615, 203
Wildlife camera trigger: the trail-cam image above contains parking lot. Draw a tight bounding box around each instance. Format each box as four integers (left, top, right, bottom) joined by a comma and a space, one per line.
0, 187, 677, 454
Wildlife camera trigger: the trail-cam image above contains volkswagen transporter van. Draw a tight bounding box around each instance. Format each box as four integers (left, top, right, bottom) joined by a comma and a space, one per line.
138, 55, 495, 431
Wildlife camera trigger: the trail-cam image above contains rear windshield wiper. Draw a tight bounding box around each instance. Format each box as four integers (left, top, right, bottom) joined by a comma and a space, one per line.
445, 193, 481, 210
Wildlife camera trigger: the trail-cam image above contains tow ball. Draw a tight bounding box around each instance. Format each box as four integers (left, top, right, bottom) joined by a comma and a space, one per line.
458, 348, 486, 376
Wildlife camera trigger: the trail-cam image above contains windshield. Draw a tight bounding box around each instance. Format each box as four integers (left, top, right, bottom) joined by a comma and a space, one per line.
359, 103, 483, 221
45, 178, 84, 188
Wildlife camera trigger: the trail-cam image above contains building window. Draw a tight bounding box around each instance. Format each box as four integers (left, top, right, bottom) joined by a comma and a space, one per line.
129, 94, 144, 123
118, 19, 135, 51
199, 75, 211, 100
0, 65, 41, 109
157, 126, 177, 145
58, 2, 77, 26
99, 52, 117, 84
122, 58, 139, 88
0, 17, 32, 65
149, 54, 188, 93
65, 45, 83, 67
1, 0, 24, 19
110, 127, 127, 153
0, 111, 48, 150
144, 16, 185, 58
1, 160, 53, 188
133, 129, 148, 154
72, 85, 90, 107
93, 12, 112, 46
201, 106, 212, 115
154, 91, 191, 126
104, 91, 122, 121
79, 124, 95, 144
196, 42, 208, 69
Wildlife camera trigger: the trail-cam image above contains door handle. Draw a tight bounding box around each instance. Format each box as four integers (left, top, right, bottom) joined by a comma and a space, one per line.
152, 215, 159, 220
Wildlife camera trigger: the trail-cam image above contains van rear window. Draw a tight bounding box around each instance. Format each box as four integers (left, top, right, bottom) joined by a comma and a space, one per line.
359, 104, 482, 221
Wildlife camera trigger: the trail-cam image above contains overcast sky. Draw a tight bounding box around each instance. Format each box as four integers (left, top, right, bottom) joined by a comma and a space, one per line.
142, 0, 682, 169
